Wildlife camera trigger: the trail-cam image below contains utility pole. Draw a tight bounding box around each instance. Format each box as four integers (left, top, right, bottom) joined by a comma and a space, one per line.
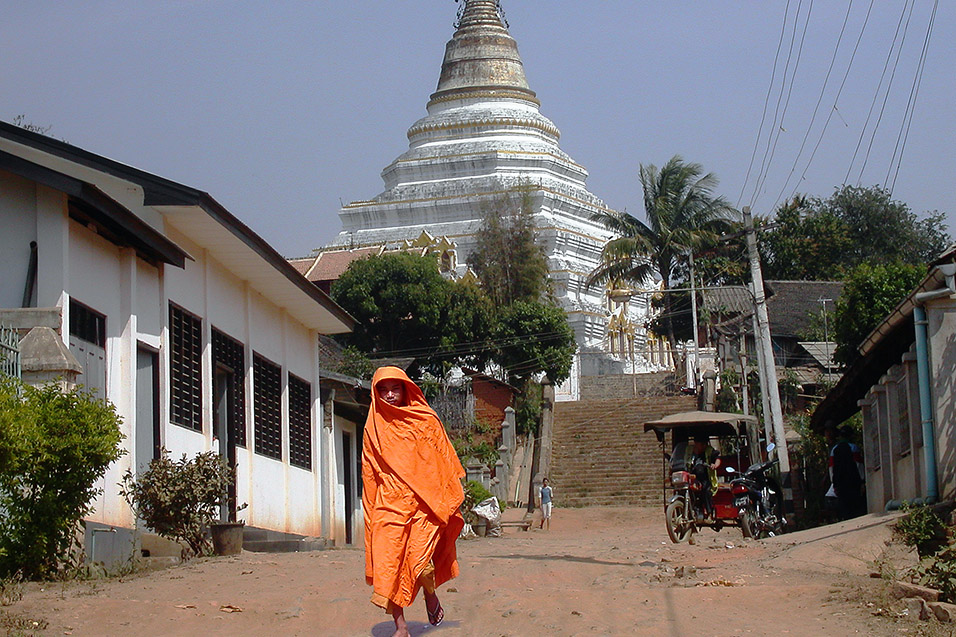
742, 207, 792, 500
689, 251, 700, 388
818, 297, 833, 385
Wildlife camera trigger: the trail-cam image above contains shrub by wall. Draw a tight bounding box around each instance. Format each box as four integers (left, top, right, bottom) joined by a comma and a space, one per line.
0, 380, 124, 579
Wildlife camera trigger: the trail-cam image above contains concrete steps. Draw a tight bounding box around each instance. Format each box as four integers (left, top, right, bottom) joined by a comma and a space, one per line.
550, 392, 696, 508
242, 526, 330, 553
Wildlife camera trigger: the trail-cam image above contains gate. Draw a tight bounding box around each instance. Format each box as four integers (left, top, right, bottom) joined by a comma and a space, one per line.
0, 325, 20, 380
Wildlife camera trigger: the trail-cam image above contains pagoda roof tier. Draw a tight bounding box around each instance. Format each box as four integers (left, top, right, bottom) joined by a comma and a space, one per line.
429, 0, 538, 108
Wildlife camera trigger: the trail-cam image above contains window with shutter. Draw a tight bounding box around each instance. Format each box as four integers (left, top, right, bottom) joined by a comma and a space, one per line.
212, 329, 247, 447
288, 374, 312, 470
69, 298, 107, 400
169, 304, 203, 431
253, 353, 282, 460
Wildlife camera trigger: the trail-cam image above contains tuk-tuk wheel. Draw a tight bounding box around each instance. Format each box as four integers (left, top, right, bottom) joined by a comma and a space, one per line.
665, 498, 692, 544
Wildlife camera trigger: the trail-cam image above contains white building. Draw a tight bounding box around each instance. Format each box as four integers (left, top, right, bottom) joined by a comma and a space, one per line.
327, 0, 652, 378
0, 120, 363, 558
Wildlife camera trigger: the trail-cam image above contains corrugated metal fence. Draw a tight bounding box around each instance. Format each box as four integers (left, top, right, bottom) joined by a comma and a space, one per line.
0, 325, 20, 381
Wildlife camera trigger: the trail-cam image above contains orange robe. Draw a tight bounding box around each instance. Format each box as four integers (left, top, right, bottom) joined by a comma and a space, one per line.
362, 367, 465, 610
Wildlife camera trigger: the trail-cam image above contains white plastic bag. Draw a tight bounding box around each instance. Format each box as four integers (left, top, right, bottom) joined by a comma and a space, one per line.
472, 497, 502, 537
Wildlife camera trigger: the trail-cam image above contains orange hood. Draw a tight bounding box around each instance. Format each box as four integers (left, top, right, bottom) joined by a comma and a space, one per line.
363, 366, 464, 523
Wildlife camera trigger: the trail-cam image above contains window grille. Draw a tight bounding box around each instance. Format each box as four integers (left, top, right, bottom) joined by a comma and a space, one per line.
288, 374, 312, 470
169, 304, 203, 431
253, 353, 282, 460
0, 325, 19, 381
212, 329, 247, 447
70, 299, 106, 347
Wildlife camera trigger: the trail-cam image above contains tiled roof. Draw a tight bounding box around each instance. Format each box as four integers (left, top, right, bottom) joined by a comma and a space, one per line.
711, 280, 844, 338
306, 247, 383, 283
288, 256, 318, 277
764, 281, 844, 337
702, 286, 753, 315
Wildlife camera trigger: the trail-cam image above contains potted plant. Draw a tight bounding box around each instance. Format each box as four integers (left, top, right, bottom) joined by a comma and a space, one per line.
121, 450, 242, 558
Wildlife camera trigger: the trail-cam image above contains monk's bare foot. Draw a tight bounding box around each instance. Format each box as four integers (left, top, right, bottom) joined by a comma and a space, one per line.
391, 606, 410, 637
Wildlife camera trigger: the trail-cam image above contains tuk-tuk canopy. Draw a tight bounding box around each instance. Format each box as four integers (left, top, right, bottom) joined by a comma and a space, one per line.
643, 410, 757, 440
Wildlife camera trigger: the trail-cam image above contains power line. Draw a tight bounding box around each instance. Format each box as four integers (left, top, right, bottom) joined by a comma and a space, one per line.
749, 0, 805, 209
772, 0, 853, 208
887, 0, 939, 194
737, 0, 792, 208
857, 0, 917, 184
788, 0, 875, 204
751, 0, 814, 211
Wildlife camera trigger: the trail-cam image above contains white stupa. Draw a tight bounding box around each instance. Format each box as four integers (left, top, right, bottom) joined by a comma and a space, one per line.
328, 0, 651, 375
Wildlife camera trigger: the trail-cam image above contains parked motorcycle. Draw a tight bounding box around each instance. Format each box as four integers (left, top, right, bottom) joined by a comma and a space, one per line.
728, 446, 785, 539
665, 456, 713, 545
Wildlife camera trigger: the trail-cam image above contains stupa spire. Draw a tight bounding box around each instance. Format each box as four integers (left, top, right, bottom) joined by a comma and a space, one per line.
429, 0, 537, 107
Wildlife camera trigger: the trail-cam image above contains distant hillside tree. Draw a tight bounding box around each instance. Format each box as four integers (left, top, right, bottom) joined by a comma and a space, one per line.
468, 189, 549, 307
330, 252, 494, 377
832, 261, 925, 366
761, 186, 949, 280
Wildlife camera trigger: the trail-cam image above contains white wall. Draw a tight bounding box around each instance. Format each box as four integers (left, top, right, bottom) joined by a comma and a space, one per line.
0, 170, 38, 308
929, 296, 956, 501
2, 168, 334, 538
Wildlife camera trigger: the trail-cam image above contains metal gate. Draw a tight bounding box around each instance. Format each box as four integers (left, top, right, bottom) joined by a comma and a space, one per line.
0, 325, 20, 381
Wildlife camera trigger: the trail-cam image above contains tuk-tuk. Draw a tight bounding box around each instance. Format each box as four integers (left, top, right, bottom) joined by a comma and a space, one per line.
644, 411, 759, 544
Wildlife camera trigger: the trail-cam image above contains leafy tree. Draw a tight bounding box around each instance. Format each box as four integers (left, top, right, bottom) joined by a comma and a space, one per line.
832, 261, 925, 365
759, 196, 853, 280
468, 189, 549, 307
493, 301, 576, 385
334, 346, 374, 380
761, 186, 949, 280
331, 252, 494, 376
0, 380, 125, 579
588, 156, 737, 360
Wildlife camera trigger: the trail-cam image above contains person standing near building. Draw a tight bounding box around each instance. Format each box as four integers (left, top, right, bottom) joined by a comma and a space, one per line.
538, 478, 553, 530
362, 366, 465, 637
825, 425, 865, 520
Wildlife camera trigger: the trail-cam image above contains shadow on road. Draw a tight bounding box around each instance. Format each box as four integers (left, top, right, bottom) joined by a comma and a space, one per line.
484, 553, 639, 567
371, 619, 460, 636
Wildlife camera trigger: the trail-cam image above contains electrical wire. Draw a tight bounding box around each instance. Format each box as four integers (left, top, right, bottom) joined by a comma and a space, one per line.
788, 0, 875, 204
748, 0, 804, 209
857, 0, 916, 185
736, 0, 792, 208
751, 0, 814, 212
772, 0, 854, 209
887, 0, 939, 193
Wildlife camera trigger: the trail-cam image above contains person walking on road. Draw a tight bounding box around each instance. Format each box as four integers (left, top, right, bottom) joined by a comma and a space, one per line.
362, 366, 465, 637
538, 478, 553, 530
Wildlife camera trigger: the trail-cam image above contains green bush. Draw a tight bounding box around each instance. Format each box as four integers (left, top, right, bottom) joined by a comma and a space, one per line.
461, 480, 504, 525
120, 451, 236, 559
0, 379, 125, 579
894, 504, 947, 558
913, 542, 956, 602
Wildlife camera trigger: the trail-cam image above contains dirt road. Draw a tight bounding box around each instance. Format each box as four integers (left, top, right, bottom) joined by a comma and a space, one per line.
5, 507, 924, 636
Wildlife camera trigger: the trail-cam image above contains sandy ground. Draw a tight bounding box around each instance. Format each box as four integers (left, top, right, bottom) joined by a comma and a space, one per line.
3, 506, 937, 636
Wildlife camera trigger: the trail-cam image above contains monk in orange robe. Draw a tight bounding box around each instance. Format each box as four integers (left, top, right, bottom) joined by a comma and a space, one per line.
362, 366, 465, 637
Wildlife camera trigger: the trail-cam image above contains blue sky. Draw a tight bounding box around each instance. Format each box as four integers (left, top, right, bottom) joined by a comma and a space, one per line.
3, 1, 953, 258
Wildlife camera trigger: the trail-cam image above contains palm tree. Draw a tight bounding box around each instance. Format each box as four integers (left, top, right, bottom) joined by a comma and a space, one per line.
588, 155, 738, 368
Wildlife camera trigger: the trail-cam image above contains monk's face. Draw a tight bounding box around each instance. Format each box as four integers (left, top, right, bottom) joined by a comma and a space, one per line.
377, 379, 406, 407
